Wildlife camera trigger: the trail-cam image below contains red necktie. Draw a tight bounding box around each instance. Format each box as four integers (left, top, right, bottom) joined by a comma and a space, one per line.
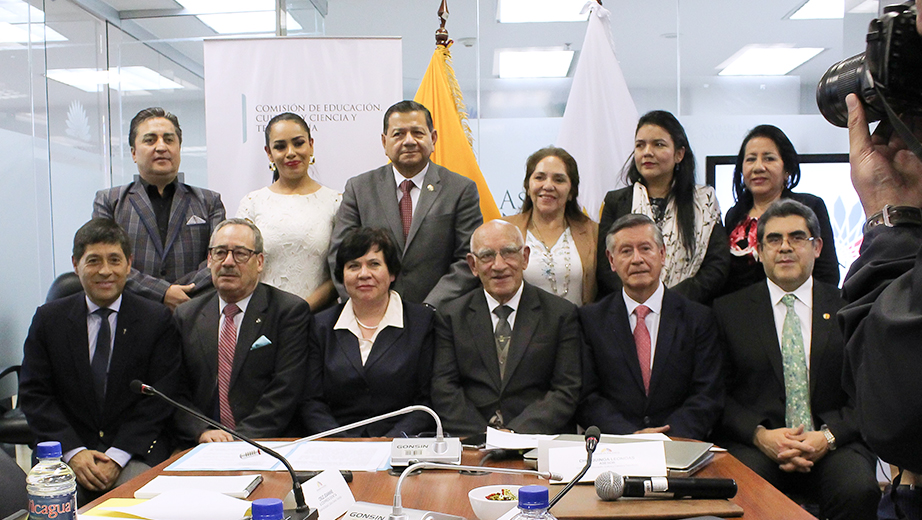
399, 179, 413, 240
634, 305, 652, 395
218, 303, 241, 429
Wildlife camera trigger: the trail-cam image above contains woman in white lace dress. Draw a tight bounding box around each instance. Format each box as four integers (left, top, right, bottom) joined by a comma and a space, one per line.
237, 112, 341, 311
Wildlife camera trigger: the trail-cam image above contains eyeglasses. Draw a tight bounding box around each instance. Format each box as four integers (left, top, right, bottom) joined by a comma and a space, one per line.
209, 246, 258, 263
472, 246, 523, 264
762, 232, 815, 249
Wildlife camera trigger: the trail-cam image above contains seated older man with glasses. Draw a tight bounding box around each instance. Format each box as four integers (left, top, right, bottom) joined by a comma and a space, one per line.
173, 218, 310, 446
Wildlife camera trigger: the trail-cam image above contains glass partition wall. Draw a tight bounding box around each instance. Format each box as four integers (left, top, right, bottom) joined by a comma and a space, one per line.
0, 0, 884, 373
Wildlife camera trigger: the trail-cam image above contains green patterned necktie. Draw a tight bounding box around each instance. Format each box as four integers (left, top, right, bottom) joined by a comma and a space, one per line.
781, 294, 813, 430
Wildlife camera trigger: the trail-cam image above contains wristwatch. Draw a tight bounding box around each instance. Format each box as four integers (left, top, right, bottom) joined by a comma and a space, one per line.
820, 425, 837, 451
863, 204, 922, 234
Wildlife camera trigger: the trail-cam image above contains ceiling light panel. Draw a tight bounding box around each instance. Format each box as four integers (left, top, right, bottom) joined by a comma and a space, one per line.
498, 0, 589, 23
789, 0, 844, 19
195, 12, 302, 34
174, 0, 274, 15
497, 49, 575, 78
718, 45, 824, 76
46, 67, 184, 92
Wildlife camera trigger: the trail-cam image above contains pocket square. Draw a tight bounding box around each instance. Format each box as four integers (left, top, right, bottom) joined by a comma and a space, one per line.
251, 335, 272, 350
186, 215, 206, 225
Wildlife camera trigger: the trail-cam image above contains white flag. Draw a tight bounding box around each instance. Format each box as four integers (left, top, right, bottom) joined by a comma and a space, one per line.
556, 1, 639, 220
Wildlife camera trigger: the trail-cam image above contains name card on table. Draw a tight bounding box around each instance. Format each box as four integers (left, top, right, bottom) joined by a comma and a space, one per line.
545, 440, 667, 483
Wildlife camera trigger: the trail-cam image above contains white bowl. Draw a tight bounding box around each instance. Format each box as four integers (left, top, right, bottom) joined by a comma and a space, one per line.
468, 485, 522, 520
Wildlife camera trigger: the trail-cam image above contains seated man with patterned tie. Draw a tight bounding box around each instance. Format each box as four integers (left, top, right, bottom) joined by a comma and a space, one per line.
577, 214, 723, 440
713, 200, 879, 520
173, 218, 309, 444
431, 220, 582, 437
20, 218, 181, 505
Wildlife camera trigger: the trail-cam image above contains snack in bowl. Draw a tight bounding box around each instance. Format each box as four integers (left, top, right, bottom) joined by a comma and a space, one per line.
486, 489, 518, 501
469, 485, 522, 520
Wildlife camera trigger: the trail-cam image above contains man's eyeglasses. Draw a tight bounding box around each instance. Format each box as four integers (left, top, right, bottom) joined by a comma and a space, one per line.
762, 232, 815, 249
472, 246, 523, 264
209, 246, 258, 263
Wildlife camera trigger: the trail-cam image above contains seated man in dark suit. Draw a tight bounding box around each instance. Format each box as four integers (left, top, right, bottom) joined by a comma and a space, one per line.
174, 218, 309, 444
94, 107, 225, 309
713, 200, 879, 520
20, 218, 181, 504
431, 220, 581, 436
578, 214, 722, 439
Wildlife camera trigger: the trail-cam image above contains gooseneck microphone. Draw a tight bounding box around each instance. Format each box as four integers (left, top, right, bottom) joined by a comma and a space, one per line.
594, 470, 737, 500
238, 405, 461, 466
546, 426, 601, 511
130, 380, 319, 520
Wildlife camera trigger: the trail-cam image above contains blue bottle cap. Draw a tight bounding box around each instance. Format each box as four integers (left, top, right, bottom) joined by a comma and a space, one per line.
251, 498, 284, 520
517, 485, 549, 510
35, 441, 62, 459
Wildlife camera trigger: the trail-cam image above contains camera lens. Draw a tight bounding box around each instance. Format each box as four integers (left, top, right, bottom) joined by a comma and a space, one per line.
816, 53, 876, 128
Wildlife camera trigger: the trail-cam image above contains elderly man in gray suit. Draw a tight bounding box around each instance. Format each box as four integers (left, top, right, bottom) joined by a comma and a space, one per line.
329, 100, 482, 310
94, 107, 225, 309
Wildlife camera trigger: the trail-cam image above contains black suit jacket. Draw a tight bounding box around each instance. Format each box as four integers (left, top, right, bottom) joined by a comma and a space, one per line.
20, 291, 180, 464
173, 283, 309, 443
577, 289, 723, 440
299, 300, 435, 437
431, 283, 582, 437
714, 280, 861, 447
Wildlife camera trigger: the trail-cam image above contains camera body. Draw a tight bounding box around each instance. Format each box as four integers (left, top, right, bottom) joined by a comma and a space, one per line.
816, 2, 922, 127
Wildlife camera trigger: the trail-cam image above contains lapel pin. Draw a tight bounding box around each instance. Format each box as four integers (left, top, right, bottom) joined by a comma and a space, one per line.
255, 318, 262, 324
823, 313, 830, 320
123, 328, 127, 334
427, 184, 434, 191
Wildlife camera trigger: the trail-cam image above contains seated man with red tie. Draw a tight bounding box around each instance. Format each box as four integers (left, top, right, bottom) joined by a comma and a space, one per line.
713, 200, 879, 520
20, 218, 181, 505
577, 214, 723, 440
173, 218, 309, 444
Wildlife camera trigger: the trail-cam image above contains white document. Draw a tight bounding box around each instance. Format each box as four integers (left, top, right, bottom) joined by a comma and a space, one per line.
101, 489, 251, 520
134, 474, 262, 498
165, 441, 291, 471
545, 441, 667, 483
485, 427, 557, 450
301, 469, 356, 520
285, 441, 391, 471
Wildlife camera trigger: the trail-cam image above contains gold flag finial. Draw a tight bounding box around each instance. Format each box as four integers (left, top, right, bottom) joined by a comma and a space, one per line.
435, 0, 450, 46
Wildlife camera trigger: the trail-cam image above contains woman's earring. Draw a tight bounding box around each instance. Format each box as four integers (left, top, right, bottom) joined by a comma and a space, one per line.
269, 162, 277, 172
309, 156, 316, 165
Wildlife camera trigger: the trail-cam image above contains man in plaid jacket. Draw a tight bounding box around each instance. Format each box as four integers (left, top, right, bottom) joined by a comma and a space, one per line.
93, 107, 225, 309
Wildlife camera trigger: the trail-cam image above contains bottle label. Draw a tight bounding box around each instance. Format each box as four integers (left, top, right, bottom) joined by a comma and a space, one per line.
28, 493, 77, 520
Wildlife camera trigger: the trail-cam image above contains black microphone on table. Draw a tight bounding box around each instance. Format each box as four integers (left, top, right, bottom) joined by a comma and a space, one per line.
546, 426, 601, 511
129, 380, 319, 520
595, 471, 737, 500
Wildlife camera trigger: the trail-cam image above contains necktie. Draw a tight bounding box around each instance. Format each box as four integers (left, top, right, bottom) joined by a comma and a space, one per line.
634, 305, 652, 395
91, 308, 114, 408
781, 294, 813, 430
493, 305, 513, 380
218, 304, 242, 429
399, 179, 414, 240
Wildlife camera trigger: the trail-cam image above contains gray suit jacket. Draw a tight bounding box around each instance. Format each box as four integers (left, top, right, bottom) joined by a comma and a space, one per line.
93, 178, 225, 303
431, 283, 582, 437
173, 283, 309, 443
329, 162, 482, 308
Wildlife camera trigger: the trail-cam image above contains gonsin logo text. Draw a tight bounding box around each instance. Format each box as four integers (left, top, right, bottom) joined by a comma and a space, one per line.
396, 443, 430, 450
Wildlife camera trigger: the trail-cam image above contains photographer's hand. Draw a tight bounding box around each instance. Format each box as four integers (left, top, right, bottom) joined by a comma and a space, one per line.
847, 93, 922, 216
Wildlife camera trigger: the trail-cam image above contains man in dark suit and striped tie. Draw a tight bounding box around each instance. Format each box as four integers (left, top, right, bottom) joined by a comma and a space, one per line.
93, 107, 225, 309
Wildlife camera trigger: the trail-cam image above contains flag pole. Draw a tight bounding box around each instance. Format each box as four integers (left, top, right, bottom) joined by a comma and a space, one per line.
436, 0, 450, 46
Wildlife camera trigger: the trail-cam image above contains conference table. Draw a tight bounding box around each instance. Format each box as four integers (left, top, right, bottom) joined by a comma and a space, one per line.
81, 441, 815, 520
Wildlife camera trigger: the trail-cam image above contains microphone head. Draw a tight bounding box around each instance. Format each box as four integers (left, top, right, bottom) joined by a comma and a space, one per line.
595, 471, 624, 501
584, 426, 601, 442
129, 380, 145, 395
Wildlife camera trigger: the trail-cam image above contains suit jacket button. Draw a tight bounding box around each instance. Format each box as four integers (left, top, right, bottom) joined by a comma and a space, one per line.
160, 269, 167, 276
643, 416, 651, 426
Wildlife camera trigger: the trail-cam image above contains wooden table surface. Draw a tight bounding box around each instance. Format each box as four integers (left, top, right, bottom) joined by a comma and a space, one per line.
82, 443, 815, 520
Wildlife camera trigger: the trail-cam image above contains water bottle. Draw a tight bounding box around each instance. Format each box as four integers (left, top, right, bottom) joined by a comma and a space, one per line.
251, 498, 284, 520
510, 485, 557, 520
26, 441, 77, 520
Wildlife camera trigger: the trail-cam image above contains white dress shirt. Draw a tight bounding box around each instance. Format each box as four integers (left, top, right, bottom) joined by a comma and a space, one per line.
767, 276, 814, 371
334, 290, 405, 365
485, 283, 525, 332
393, 162, 430, 215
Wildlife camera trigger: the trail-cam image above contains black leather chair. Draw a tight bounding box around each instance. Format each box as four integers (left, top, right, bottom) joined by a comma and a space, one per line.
0, 272, 85, 451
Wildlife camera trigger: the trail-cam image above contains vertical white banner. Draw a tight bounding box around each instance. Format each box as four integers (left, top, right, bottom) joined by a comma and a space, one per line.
204, 37, 402, 214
